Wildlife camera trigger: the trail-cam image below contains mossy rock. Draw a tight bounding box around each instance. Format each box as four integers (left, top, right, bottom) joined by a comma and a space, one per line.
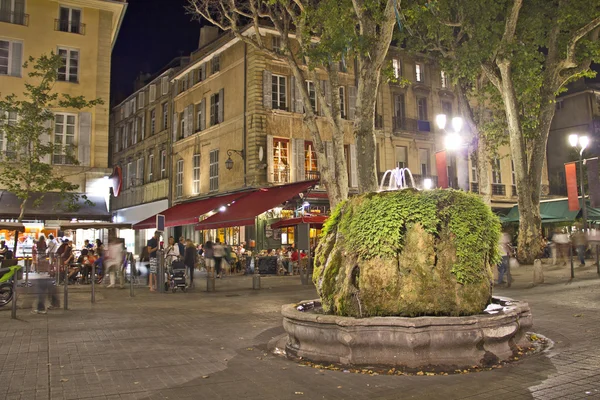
313, 189, 500, 318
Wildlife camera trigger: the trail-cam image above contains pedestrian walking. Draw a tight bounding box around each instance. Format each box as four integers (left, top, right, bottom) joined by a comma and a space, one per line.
497, 231, 512, 286
31, 275, 60, 314
106, 238, 124, 288
35, 235, 48, 273
213, 239, 225, 278
184, 240, 197, 288
572, 228, 588, 266
204, 241, 214, 277
147, 231, 160, 292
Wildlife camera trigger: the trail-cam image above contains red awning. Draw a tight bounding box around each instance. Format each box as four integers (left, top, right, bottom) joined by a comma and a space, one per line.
195, 180, 318, 231
270, 215, 328, 229
132, 192, 252, 230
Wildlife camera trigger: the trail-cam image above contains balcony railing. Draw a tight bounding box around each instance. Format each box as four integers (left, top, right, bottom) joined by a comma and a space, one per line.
55, 19, 86, 35
470, 182, 479, 194
0, 11, 28, 26
511, 185, 518, 197
52, 154, 76, 165
306, 170, 321, 182
392, 117, 431, 134
492, 183, 506, 196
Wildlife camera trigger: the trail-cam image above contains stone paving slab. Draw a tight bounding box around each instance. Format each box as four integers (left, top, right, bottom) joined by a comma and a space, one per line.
0, 273, 599, 399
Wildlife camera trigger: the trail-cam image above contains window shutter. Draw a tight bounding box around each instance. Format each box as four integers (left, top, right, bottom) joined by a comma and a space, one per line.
10, 42, 22, 77
141, 114, 145, 140
267, 135, 274, 183
290, 76, 296, 113
319, 81, 326, 116
200, 98, 206, 131
348, 86, 357, 119
139, 158, 145, 185
172, 112, 178, 142
173, 80, 179, 97
263, 70, 272, 109
218, 88, 224, 123
349, 144, 358, 188
139, 92, 145, 108
201, 64, 206, 80
182, 107, 188, 137
187, 104, 193, 136
296, 139, 305, 182
41, 118, 52, 164
290, 139, 297, 182
149, 85, 156, 102
294, 77, 304, 114
326, 141, 334, 178
78, 112, 92, 166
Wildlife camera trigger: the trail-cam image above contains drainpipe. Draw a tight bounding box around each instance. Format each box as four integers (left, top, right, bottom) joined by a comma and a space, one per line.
243, 43, 248, 186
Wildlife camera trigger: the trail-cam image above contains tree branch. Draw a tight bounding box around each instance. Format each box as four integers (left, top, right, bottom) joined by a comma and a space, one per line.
481, 63, 502, 92
562, 16, 600, 69
500, 0, 523, 46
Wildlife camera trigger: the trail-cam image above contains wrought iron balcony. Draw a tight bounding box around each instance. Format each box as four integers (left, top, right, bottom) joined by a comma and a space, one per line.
470, 182, 479, 194
305, 170, 321, 182
511, 185, 518, 197
491, 184, 506, 196
55, 19, 86, 35
392, 117, 431, 134
0, 11, 28, 26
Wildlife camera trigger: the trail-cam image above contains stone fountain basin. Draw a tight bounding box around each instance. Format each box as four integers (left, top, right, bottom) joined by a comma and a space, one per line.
282, 296, 533, 368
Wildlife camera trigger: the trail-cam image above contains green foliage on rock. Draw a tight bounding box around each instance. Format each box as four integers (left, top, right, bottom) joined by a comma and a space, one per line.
313, 189, 500, 318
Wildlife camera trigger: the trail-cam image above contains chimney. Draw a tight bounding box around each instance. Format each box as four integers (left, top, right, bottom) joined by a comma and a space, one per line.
199, 26, 219, 49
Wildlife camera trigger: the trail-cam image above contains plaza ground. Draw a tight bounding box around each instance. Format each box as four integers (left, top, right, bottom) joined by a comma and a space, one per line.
1, 261, 599, 400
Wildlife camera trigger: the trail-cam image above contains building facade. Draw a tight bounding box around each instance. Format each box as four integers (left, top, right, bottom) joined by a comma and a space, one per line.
110, 24, 553, 251
0, 0, 126, 209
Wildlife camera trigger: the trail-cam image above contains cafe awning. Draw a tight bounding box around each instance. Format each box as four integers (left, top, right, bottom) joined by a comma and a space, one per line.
60, 222, 133, 230
132, 191, 252, 230
0, 191, 110, 221
500, 197, 594, 224
195, 180, 319, 231
270, 215, 328, 229
0, 222, 26, 231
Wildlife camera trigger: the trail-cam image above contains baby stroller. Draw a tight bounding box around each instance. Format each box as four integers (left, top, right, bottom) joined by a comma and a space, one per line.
169, 258, 188, 292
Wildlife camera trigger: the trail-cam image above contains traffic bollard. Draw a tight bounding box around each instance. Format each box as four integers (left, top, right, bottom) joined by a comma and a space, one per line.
91, 264, 95, 304
64, 263, 69, 310
157, 251, 165, 293
11, 271, 17, 319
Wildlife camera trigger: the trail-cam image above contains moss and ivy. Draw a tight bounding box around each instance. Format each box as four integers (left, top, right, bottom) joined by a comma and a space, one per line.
313, 189, 500, 318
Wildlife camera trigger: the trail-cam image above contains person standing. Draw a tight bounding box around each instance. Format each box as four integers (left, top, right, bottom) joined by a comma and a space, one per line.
35, 235, 48, 273
165, 236, 180, 266
147, 231, 160, 292
184, 240, 197, 288
178, 236, 185, 258
213, 239, 225, 278
497, 232, 512, 286
203, 241, 214, 277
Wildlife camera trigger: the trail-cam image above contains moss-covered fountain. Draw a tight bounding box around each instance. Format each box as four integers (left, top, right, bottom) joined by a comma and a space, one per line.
281, 168, 532, 368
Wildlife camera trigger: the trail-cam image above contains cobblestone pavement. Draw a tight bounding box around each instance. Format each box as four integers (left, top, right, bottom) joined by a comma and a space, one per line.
1, 263, 599, 400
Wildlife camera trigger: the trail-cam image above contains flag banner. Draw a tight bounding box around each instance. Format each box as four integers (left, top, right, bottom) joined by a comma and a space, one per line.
565, 162, 579, 211
586, 158, 600, 208
436, 151, 448, 189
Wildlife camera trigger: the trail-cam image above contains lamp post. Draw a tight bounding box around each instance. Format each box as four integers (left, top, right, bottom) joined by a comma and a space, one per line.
436, 114, 467, 190
225, 149, 245, 170
569, 134, 590, 231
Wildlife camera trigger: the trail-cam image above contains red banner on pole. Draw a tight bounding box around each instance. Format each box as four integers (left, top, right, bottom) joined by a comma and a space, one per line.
436, 151, 448, 189
565, 162, 579, 211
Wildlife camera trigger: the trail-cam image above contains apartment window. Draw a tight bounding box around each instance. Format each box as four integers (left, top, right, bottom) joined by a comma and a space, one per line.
162, 103, 168, 130
440, 71, 448, 88
471, 157, 478, 182
150, 109, 156, 135
57, 48, 79, 83
418, 149, 430, 176
196, 101, 205, 132
556, 100, 564, 111
305, 142, 318, 176
0, 0, 26, 25
209, 149, 219, 191
58, 7, 82, 34
176, 159, 183, 198
160, 150, 166, 179
273, 138, 290, 183
210, 90, 223, 126
162, 76, 169, 95
395, 146, 407, 169
148, 153, 154, 182
53, 113, 76, 165
126, 162, 133, 189
272, 36, 282, 54
138, 92, 145, 109
417, 97, 428, 121
113, 128, 120, 154
0, 111, 17, 156
306, 81, 317, 112
180, 115, 185, 139
339, 87, 346, 119
392, 58, 401, 79
0, 39, 22, 77
122, 125, 127, 150
441, 100, 452, 116
192, 154, 201, 195
136, 158, 144, 185
415, 63, 424, 83
211, 54, 220, 74
271, 75, 287, 110
131, 98, 136, 114
492, 158, 502, 184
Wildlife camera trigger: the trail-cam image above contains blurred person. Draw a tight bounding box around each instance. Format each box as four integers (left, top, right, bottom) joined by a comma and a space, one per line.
165, 236, 180, 266
497, 231, 512, 286
106, 238, 124, 288
213, 239, 225, 278
147, 231, 160, 292
178, 236, 185, 257
184, 240, 197, 288
204, 241, 214, 276
572, 228, 588, 266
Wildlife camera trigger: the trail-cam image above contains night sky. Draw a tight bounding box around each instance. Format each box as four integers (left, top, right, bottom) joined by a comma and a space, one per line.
110, 0, 200, 105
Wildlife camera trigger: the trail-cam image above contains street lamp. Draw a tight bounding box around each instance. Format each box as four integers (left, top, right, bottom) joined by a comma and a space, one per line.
437, 114, 468, 190
569, 133, 590, 231
225, 149, 245, 170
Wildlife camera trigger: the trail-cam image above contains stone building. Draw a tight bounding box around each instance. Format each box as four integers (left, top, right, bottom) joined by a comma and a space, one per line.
0, 0, 126, 227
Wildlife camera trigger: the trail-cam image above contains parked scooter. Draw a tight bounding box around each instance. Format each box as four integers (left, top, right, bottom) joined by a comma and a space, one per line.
0, 264, 22, 307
